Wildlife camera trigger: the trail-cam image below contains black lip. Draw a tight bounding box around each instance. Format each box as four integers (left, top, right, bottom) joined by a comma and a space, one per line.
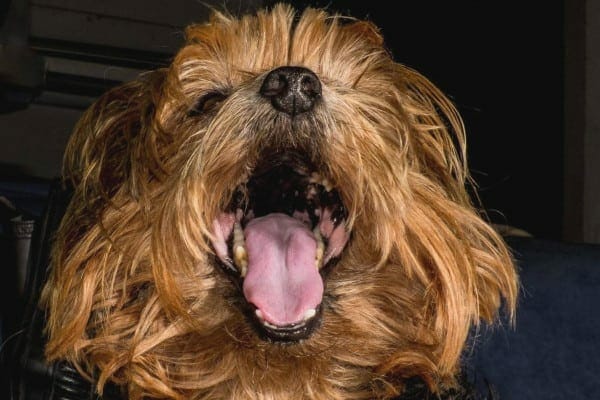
249, 305, 323, 343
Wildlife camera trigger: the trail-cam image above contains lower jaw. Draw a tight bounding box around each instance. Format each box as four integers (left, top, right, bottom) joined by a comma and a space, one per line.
249, 305, 324, 343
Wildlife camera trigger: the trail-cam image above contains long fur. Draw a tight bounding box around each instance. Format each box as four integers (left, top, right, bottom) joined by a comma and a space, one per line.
41, 4, 518, 399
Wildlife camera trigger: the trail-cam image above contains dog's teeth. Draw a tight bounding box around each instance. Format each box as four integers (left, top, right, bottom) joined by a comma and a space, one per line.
257, 312, 279, 329
303, 308, 317, 321
233, 221, 244, 242
233, 221, 248, 276
313, 227, 325, 269
263, 321, 277, 329
255, 308, 315, 327
255, 309, 264, 320
309, 172, 321, 184
234, 245, 248, 277
309, 172, 333, 192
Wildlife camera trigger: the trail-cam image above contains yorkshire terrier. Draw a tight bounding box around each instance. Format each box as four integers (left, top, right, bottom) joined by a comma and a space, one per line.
41, 3, 518, 399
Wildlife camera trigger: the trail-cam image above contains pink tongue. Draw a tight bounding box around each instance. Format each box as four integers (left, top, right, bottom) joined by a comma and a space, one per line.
243, 213, 323, 326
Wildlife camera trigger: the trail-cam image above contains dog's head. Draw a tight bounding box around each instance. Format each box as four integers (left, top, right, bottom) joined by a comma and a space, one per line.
42, 4, 518, 399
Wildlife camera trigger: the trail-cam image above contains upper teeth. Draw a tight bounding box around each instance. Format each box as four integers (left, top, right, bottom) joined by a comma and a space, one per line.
309, 172, 333, 192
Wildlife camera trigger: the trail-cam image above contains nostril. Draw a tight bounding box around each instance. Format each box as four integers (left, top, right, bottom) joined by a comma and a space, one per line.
260, 66, 321, 116
300, 74, 320, 97
261, 73, 288, 97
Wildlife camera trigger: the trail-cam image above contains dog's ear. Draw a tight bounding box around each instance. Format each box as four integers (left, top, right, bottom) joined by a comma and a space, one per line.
41, 71, 168, 358
377, 64, 519, 382
63, 70, 167, 206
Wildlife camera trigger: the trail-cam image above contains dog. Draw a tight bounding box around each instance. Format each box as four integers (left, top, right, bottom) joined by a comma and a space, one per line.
40, 3, 518, 399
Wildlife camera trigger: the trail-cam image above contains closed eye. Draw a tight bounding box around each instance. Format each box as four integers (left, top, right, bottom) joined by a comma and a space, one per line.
189, 91, 228, 116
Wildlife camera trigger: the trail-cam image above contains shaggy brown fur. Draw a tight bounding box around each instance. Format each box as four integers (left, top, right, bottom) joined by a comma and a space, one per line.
41, 3, 518, 399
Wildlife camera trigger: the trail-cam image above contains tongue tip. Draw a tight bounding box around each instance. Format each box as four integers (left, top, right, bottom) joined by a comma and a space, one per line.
245, 282, 324, 327
244, 273, 324, 327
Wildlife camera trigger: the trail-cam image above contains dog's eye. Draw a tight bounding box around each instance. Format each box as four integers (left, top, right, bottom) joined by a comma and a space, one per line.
189, 91, 227, 116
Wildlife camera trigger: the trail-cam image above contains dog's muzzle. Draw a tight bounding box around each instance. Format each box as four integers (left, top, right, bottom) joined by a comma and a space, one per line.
260, 66, 321, 116
207, 67, 349, 342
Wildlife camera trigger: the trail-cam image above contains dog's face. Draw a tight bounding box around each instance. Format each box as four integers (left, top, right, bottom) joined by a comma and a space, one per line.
42, 4, 517, 399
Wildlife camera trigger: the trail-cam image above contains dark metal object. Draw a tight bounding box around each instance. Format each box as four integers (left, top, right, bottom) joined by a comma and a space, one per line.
29, 37, 171, 70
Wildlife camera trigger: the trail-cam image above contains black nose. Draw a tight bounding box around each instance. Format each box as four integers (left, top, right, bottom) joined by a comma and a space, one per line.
260, 66, 321, 116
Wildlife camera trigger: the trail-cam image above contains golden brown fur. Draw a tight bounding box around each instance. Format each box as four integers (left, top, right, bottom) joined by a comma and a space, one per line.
41, 4, 518, 399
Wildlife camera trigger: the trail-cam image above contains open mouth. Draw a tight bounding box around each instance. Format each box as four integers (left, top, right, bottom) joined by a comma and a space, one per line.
211, 151, 350, 342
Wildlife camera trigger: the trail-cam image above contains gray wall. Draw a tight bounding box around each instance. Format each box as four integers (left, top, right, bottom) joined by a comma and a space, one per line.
0, 104, 79, 178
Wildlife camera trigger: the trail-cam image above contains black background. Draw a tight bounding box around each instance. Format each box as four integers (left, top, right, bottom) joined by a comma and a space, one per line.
287, 1, 565, 240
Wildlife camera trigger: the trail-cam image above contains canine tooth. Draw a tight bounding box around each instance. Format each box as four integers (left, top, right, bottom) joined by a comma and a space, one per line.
234, 245, 248, 276
233, 221, 248, 276
313, 226, 325, 269
322, 178, 333, 192
234, 244, 247, 262
315, 245, 323, 269
303, 308, 316, 321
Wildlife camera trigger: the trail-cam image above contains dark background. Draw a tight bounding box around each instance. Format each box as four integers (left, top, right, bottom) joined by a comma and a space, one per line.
0, 1, 582, 243
292, 1, 565, 240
